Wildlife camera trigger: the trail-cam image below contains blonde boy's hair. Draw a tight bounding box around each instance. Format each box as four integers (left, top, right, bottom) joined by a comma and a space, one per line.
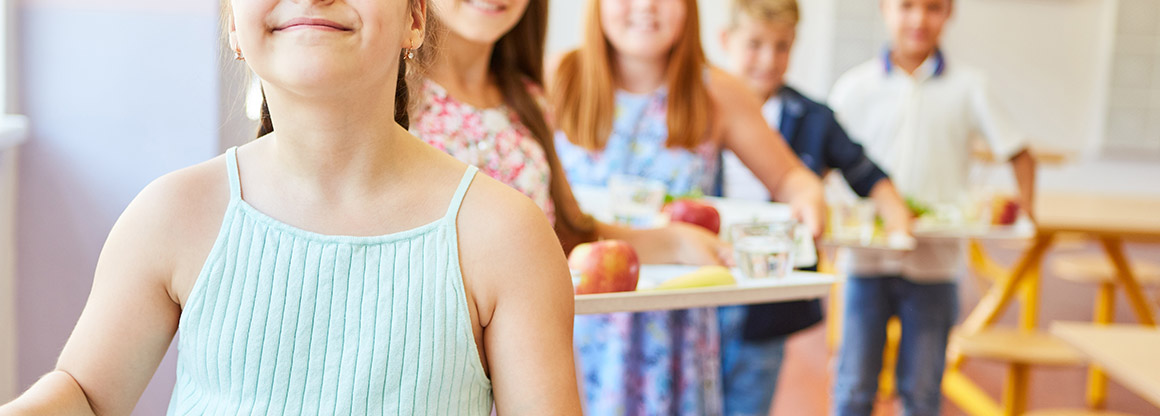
728, 0, 800, 28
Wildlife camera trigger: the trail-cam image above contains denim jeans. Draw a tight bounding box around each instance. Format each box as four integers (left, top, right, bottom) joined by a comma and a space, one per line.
832, 276, 958, 416
719, 305, 788, 416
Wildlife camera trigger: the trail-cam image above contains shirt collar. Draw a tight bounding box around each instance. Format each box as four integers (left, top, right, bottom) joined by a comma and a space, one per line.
882, 47, 946, 79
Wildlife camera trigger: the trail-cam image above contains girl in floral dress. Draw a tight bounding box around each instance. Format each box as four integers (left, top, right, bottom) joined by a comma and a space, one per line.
410, 0, 728, 266
550, 0, 827, 414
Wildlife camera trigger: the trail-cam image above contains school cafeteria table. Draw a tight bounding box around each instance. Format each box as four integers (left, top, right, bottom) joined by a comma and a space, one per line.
1051, 322, 1160, 409
944, 192, 1160, 415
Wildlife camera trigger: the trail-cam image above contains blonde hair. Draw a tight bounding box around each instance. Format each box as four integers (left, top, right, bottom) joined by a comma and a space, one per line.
551, 0, 711, 151
728, 0, 800, 28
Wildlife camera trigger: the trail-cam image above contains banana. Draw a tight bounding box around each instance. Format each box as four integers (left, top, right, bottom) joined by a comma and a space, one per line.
653, 266, 736, 290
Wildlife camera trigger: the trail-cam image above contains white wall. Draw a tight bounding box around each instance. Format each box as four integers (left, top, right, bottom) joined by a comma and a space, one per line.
941, 0, 1118, 155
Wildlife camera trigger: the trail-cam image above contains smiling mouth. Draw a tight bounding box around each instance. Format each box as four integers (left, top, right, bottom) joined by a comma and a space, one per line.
626, 17, 659, 32
275, 17, 352, 32
466, 0, 507, 13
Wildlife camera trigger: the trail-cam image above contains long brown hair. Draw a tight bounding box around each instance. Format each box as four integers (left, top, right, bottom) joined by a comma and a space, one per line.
255, 0, 425, 137
421, 1, 597, 250
551, 0, 712, 150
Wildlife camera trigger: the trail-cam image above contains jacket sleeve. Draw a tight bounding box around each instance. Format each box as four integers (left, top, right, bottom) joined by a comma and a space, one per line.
822, 112, 889, 198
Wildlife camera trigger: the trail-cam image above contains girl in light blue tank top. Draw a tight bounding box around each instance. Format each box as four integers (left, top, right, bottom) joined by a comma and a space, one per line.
167, 149, 491, 415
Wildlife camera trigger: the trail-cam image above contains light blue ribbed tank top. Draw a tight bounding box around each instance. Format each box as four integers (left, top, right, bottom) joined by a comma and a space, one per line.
168, 148, 492, 415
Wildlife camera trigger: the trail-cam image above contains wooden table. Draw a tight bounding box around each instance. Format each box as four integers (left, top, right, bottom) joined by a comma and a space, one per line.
575, 270, 836, 315
1051, 322, 1160, 408
961, 193, 1160, 335
945, 192, 1160, 415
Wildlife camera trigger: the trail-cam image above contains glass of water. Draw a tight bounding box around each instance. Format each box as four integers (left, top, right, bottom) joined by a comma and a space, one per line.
830, 199, 876, 244
731, 221, 797, 280
608, 174, 667, 228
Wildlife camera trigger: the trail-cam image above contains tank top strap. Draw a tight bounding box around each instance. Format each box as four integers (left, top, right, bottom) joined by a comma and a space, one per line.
444, 165, 478, 221
225, 146, 242, 201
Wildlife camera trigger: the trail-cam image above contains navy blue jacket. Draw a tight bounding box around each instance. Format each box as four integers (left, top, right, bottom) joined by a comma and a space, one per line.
775, 86, 888, 196
723, 86, 891, 341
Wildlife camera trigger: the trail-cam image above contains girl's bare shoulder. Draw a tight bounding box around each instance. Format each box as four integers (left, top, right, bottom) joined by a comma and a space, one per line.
107, 152, 233, 302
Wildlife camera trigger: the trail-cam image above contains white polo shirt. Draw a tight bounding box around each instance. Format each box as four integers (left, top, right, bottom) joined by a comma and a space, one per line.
829, 51, 1027, 281
722, 96, 783, 202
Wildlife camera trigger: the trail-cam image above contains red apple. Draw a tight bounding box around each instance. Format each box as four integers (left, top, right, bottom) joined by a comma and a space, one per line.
663, 199, 721, 234
569, 240, 641, 295
991, 196, 1020, 226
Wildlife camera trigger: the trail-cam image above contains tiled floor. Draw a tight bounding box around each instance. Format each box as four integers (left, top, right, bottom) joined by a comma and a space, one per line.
770, 241, 1160, 416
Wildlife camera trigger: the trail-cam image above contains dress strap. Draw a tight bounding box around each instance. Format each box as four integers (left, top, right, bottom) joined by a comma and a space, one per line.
444, 165, 479, 220
225, 147, 242, 201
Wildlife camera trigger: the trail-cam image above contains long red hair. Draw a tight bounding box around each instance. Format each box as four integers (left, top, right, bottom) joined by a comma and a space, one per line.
551, 0, 712, 150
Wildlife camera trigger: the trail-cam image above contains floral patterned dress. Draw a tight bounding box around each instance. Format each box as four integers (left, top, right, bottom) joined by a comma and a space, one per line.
411, 79, 555, 224
555, 89, 722, 416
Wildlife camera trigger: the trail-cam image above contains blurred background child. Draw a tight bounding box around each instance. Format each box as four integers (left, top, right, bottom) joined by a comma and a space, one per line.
828, 0, 1036, 414
550, 0, 826, 413
411, 0, 729, 267
715, 0, 911, 414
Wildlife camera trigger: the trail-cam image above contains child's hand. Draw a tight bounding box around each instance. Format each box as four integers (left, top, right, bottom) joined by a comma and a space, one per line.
664, 222, 732, 266
883, 215, 913, 237
791, 196, 826, 240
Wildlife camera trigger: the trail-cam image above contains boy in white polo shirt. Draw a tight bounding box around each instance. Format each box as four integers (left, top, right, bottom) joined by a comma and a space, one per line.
828, 0, 1037, 415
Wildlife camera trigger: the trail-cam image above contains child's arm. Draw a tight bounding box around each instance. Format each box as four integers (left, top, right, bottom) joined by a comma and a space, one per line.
595, 221, 729, 266
709, 69, 826, 237
1010, 149, 1037, 218
868, 179, 912, 235
1, 174, 191, 415
0, 372, 96, 415
967, 71, 1036, 217
457, 177, 582, 416
820, 114, 911, 234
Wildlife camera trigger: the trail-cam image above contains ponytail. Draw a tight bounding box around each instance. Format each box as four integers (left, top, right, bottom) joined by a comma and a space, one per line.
394, 50, 411, 130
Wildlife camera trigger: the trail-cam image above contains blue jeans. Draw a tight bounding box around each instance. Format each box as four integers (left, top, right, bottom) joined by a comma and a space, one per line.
832, 276, 958, 416
719, 305, 787, 416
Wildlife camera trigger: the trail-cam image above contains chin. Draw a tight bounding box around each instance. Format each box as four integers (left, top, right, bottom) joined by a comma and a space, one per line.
268, 64, 373, 96
899, 40, 936, 56
617, 43, 672, 62
455, 26, 506, 45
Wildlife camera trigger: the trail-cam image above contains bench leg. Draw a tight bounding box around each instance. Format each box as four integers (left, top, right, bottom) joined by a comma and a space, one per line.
1085, 282, 1114, 409
1101, 237, 1157, 326
1002, 363, 1030, 416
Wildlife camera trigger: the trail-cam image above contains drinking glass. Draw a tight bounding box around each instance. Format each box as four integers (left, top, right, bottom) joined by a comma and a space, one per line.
731, 221, 797, 280
608, 174, 667, 228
